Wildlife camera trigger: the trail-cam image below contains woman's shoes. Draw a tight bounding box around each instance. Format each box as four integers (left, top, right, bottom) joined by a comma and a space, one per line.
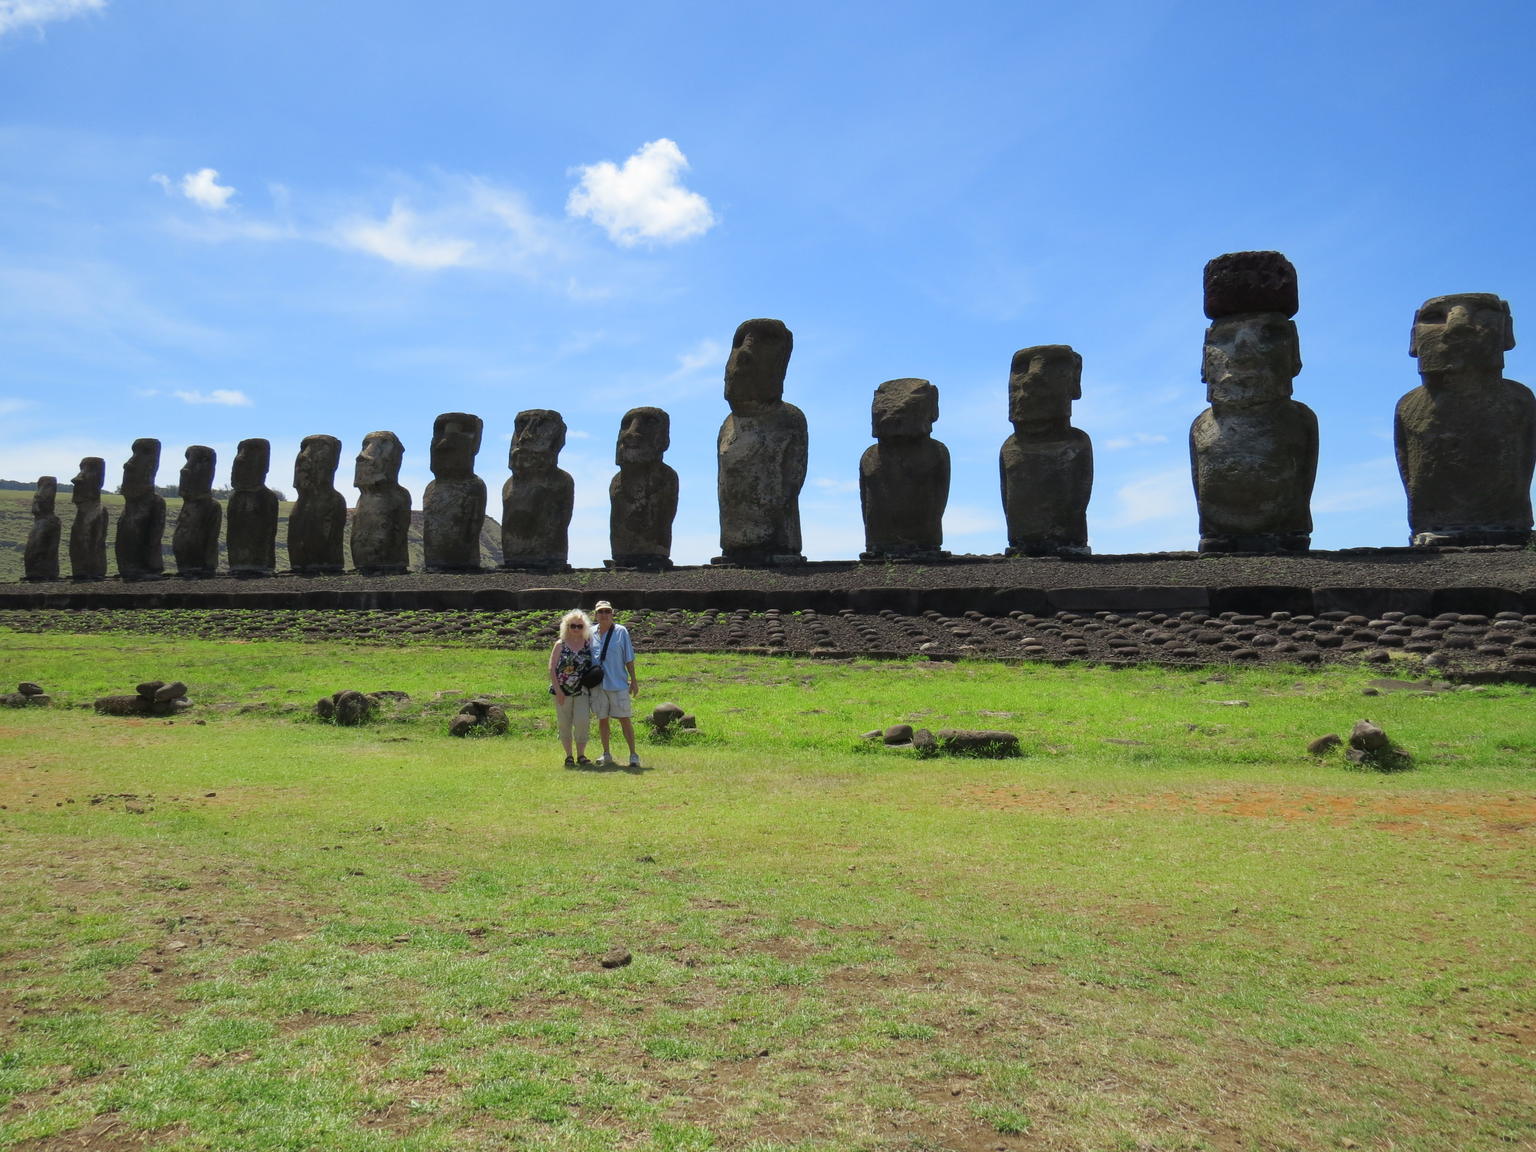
563, 755, 575, 767
576, 755, 594, 767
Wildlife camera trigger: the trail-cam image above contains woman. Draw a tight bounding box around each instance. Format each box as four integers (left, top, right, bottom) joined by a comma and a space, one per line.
549, 609, 596, 767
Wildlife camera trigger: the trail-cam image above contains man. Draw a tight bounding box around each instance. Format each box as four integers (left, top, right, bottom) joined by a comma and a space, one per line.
590, 600, 640, 768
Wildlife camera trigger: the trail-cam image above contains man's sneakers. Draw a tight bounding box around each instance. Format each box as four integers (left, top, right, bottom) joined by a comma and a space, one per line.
628, 754, 642, 768
595, 752, 616, 768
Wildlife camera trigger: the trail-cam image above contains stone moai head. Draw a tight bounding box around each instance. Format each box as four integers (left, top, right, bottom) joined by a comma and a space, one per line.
871, 378, 938, 440
232, 438, 271, 491
1008, 345, 1082, 431
1201, 315, 1301, 405
32, 476, 56, 518
1202, 251, 1299, 320
121, 438, 161, 499
179, 446, 216, 499
724, 318, 793, 411
72, 457, 105, 504
1200, 251, 1302, 406
354, 431, 404, 491
294, 435, 342, 493
430, 412, 484, 480
1409, 292, 1515, 379
616, 407, 670, 466
510, 410, 566, 475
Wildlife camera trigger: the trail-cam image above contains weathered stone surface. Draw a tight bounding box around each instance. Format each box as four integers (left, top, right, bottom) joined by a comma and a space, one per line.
23, 476, 60, 581
449, 697, 508, 736
24, 693, 50, 708
883, 723, 915, 745
289, 435, 347, 574
351, 431, 411, 574
1203, 250, 1299, 320
501, 410, 573, 571
424, 412, 487, 573
95, 687, 188, 717
934, 729, 1021, 757
860, 378, 949, 559
172, 446, 221, 577
1396, 293, 1535, 546
17, 683, 44, 697
135, 680, 165, 698
1306, 733, 1342, 757
1000, 345, 1092, 556
69, 457, 109, 581
330, 690, 374, 726
114, 439, 166, 581
715, 319, 808, 566
649, 701, 685, 730
227, 439, 279, 576
1348, 720, 1391, 753
1191, 284, 1317, 552
609, 407, 678, 570
153, 681, 188, 704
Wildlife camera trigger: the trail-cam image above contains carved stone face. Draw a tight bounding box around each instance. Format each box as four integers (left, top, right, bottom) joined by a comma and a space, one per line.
1008, 346, 1082, 426
32, 477, 56, 518
232, 439, 271, 490
1410, 293, 1514, 377
1201, 316, 1301, 405
724, 319, 793, 410
72, 458, 104, 504
120, 439, 161, 500
354, 431, 404, 491
510, 410, 566, 474
180, 446, 216, 499
294, 435, 341, 493
431, 413, 483, 479
871, 378, 938, 440
616, 407, 669, 466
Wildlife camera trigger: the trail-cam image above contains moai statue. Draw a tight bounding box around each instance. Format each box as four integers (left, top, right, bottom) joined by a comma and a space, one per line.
423, 412, 487, 573
351, 431, 411, 574
226, 438, 279, 576
1000, 345, 1093, 556
288, 435, 347, 574
501, 410, 573, 571
115, 438, 166, 580
1190, 252, 1317, 553
1395, 293, 1535, 546
714, 318, 808, 566
608, 406, 678, 570
171, 446, 221, 577
23, 477, 61, 581
859, 378, 950, 560
69, 457, 108, 581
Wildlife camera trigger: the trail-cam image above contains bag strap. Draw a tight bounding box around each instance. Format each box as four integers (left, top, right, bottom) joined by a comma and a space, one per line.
599, 625, 614, 664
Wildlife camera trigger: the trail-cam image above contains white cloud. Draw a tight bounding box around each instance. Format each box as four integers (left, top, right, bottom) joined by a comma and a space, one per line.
181, 168, 235, 210
336, 201, 474, 270
812, 476, 858, 495
0, 0, 103, 37
669, 337, 727, 379
567, 138, 716, 247
1104, 466, 1193, 527
173, 388, 251, 407
1103, 431, 1170, 451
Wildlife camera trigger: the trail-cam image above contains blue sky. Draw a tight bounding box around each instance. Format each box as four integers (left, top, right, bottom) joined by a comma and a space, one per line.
2, 0, 1533, 567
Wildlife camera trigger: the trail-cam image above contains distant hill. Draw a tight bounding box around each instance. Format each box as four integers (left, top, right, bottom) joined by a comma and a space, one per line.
0, 489, 504, 581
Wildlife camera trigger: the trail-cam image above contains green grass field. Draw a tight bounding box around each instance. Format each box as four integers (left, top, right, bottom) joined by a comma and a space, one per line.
1, 630, 1533, 1150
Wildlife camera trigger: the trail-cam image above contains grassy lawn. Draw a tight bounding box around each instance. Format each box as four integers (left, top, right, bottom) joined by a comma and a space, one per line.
1, 630, 1533, 1150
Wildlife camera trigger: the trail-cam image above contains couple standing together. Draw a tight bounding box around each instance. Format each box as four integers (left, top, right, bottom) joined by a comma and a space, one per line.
548, 600, 640, 768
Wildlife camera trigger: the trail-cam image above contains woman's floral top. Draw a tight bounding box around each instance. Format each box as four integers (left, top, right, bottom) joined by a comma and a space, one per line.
552, 640, 595, 695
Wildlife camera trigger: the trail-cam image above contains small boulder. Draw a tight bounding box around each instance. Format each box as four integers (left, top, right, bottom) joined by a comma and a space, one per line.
679, 714, 696, 730
25, 694, 51, 708
331, 690, 375, 727
650, 702, 685, 731
135, 681, 165, 699
2, 693, 30, 708
448, 713, 478, 738
600, 948, 633, 969
17, 682, 44, 697
1348, 720, 1391, 753
448, 698, 509, 737
1306, 733, 1342, 757
935, 729, 1021, 758
883, 723, 915, 746
95, 694, 148, 716
153, 681, 188, 704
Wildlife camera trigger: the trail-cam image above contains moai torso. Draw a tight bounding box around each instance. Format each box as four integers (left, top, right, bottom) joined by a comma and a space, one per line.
1189, 252, 1316, 553
609, 407, 678, 569
23, 477, 61, 581
351, 431, 411, 574
859, 378, 949, 559
1395, 293, 1536, 545
999, 346, 1092, 555
172, 446, 222, 577
716, 319, 808, 565
423, 412, 487, 572
501, 410, 573, 571
115, 438, 166, 580
69, 457, 108, 581
227, 438, 279, 575
289, 435, 347, 574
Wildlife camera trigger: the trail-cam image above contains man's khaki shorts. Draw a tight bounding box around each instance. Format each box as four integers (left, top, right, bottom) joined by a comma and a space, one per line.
589, 686, 632, 719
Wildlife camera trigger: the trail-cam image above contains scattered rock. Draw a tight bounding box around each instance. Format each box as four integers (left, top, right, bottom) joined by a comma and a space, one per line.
153, 681, 188, 704
95, 680, 190, 717
649, 702, 686, 731
600, 948, 632, 969
1348, 720, 1391, 753
1306, 733, 1342, 757
883, 723, 915, 745
17, 682, 44, 697
449, 698, 509, 737
934, 729, 1021, 757
1345, 719, 1412, 771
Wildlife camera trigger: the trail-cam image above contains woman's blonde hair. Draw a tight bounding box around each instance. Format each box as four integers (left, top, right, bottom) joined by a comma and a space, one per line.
559, 609, 592, 645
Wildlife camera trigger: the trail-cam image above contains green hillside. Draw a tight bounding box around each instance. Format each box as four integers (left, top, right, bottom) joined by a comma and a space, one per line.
0, 489, 504, 581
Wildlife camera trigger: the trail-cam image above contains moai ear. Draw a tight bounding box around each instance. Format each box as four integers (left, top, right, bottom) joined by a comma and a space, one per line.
1501, 298, 1516, 352
1408, 303, 1423, 358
